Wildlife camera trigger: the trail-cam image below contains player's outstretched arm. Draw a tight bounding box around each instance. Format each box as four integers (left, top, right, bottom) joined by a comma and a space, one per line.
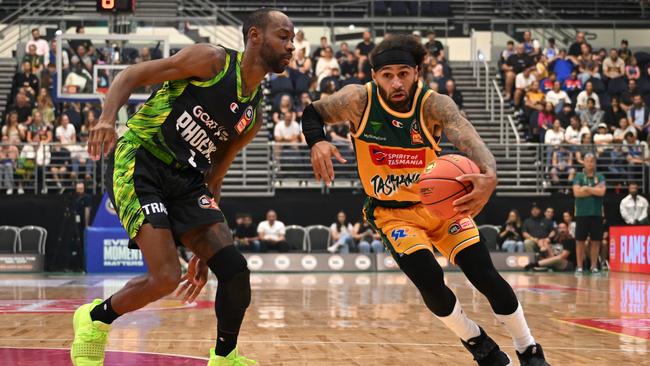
88, 44, 226, 160
425, 93, 498, 217
302, 84, 367, 185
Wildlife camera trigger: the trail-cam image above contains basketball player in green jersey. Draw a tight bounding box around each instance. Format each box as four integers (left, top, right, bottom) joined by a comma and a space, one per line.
301, 35, 549, 365
70, 9, 294, 366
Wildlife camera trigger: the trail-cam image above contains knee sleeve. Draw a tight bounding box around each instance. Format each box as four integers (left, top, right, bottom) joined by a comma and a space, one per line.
455, 241, 518, 315
397, 250, 457, 316
207, 246, 251, 331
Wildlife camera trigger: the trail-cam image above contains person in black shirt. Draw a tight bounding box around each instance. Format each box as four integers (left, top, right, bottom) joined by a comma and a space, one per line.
445, 79, 464, 113
568, 31, 585, 62
524, 222, 576, 271
234, 214, 261, 252
339, 51, 358, 79
502, 44, 534, 100
619, 79, 638, 112
69, 181, 92, 270
10, 92, 34, 124
604, 96, 627, 129
425, 31, 445, 61
618, 39, 632, 62
10, 61, 39, 104
355, 31, 375, 58
522, 203, 556, 252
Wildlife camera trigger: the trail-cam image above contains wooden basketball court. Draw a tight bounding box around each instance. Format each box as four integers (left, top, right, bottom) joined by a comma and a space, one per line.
0, 271, 648, 365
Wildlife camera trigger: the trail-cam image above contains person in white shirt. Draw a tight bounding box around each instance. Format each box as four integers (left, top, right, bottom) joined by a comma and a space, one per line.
25, 28, 49, 57
564, 116, 583, 145
593, 123, 613, 155
620, 183, 649, 224
274, 113, 302, 143
544, 119, 565, 145
315, 46, 340, 87
515, 68, 536, 93
545, 81, 571, 114
293, 30, 311, 59
613, 117, 637, 143
576, 81, 600, 116
55, 114, 77, 145
328, 211, 354, 253
257, 210, 289, 252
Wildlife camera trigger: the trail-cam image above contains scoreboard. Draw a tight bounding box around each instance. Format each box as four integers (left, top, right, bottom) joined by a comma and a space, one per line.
96, 0, 135, 13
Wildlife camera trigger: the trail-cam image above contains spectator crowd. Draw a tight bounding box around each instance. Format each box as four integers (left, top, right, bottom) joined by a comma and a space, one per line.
499, 31, 650, 188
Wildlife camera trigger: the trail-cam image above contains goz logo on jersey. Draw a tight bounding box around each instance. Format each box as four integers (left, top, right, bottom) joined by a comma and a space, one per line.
369, 146, 425, 168
176, 105, 229, 160
391, 228, 408, 241
448, 217, 475, 235
198, 195, 220, 210
235, 105, 254, 134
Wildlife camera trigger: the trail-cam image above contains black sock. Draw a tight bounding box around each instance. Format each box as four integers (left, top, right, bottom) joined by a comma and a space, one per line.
215, 328, 239, 356
89, 297, 120, 324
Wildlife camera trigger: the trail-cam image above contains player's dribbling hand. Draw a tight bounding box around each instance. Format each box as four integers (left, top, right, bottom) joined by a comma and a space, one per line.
88, 118, 118, 161
452, 172, 498, 217
310, 141, 347, 186
174, 256, 209, 304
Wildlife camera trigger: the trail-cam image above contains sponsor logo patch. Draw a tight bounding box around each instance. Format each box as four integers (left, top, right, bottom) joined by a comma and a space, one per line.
391, 119, 404, 128
362, 133, 387, 142
390, 228, 409, 241
369, 120, 383, 133
448, 217, 475, 234
198, 195, 220, 210
410, 120, 423, 145
235, 105, 255, 134
369, 146, 426, 168
424, 161, 436, 173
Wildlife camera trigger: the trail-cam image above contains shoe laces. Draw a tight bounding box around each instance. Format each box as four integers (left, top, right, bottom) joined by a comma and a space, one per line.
230, 354, 257, 366
80, 324, 109, 343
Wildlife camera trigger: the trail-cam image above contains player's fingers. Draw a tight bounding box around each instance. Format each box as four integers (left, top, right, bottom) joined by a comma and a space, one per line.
452, 191, 477, 206
331, 146, 347, 164
102, 132, 116, 156
87, 131, 99, 160
187, 284, 204, 303
455, 174, 482, 183
182, 284, 195, 303
324, 157, 335, 185
311, 157, 323, 182
317, 157, 331, 185
174, 280, 191, 297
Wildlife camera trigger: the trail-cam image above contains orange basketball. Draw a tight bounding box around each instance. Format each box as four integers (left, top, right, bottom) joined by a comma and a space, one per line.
418, 154, 480, 220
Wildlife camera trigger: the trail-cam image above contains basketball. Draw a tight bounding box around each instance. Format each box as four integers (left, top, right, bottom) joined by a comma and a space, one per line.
418, 154, 480, 220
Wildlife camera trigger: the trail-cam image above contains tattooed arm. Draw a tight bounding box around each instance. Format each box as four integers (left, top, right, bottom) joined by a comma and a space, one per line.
307, 84, 368, 184
312, 83, 367, 130
425, 92, 498, 217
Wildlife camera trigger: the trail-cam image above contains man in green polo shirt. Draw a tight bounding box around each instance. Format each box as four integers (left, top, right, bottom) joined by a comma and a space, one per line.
572, 154, 606, 274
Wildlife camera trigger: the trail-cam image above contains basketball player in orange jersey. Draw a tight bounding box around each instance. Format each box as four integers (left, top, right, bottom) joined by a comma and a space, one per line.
300, 34, 549, 366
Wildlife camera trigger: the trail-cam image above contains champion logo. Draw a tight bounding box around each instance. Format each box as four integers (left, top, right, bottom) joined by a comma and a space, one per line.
230, 102, 239, 113
391, 119, 404, 128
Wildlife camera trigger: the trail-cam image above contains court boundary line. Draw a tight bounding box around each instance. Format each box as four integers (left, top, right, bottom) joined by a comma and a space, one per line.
553, 317, 650, 341
0, 345, 209, 360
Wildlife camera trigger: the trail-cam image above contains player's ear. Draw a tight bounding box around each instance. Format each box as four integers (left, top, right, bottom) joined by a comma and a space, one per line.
370, 69, 376, 82
248, 26, 262, 46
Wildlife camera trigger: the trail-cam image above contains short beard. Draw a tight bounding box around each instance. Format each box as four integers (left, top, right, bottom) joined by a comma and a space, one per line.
260, 40, 286, 74
378, 82, 417, 112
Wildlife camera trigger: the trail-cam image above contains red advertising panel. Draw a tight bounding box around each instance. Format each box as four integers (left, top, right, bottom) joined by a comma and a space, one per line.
609, 225, 650, 273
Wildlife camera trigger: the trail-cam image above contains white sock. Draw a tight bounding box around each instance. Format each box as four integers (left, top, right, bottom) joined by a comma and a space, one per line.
436, 299, 481, 341
494, 302, 535, 353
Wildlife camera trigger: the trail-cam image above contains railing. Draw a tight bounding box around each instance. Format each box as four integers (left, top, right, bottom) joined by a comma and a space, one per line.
490, 79, 505, 144
506, 115, 521, 185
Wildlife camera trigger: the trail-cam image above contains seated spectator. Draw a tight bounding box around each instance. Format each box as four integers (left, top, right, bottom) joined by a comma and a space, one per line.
294, 92, 312, 120
552, 49, 573, 82
257, 210, 289, 252
55, 114, 77, 145
445, 79, 464, 112
23, 44, 43, 75
315, 46, 340, 87
234, 214, 262, 252
562, 70, 582, 102
425, 30, 445, 61
564, 115, 584, 145
289, 48, 312, 76
627, 94, 650, 141
26, 110, 52, 143
581, 98, 604, 131
524, 222, 576, 272
339, 51, 358, 79
75, 44, 93, 71
625, 56, 640, 81
0, 136, 19, 195
551, 145, 576, 187
312, 36, 330, 63
576, 82, 600, 117
274, 112, 302, 144
540, 72, 556, 93
545, 80, 571, 114
25, 28, 48, 57
543, 38, 559, 63
2, 111, 26, 144
613, 118, 637, 143
522, 31, 540, 57
545, 207, 557, 228
620, 183, 649, 225
619, 39, 632, 61
335, 41, 351, 60
562, 211, 577, 238
619, 79, 639, 112
575, 133, 594, 167
79, 110, 97, 143
10, 92, 35, 125
64, 59, 92, 93
503, 43, 534, 100
522, 203, 555, 252
48, 145, 71, 193
624, 132, 646, 171
568, 31, 585, 64
556, 103, 576, 128
319, 79, 338, 99
352, 219, 383, 254
534, 54, 549, 80
593, 123, 614, 158
45, 39, 68, 70
319, 67, 343, 93
272, 95, 296, 125
11, 62, 39, 105
36, 87, 55, 124
539, 105, 557, 142
498, 209, 524, 252
604, 96, 627, 130
293, 30, 311, 59
500, 40, 515, 64
603, 48, 626, 94
269, 69, 294, 99
328, 211, 354, 253
515, 68, 537, 108
577, 43, 600, 84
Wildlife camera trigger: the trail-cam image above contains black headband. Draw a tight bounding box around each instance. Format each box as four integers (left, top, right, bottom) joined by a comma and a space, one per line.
371, 49, 417, 71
